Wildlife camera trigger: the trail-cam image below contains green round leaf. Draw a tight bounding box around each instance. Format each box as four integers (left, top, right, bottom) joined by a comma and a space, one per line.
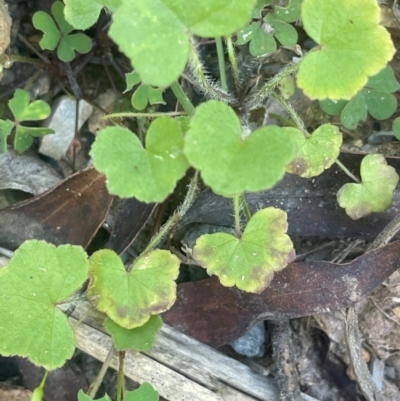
91, 117, 188, 202
132, 84, 165, 111
265, 14, 298, 48
109, 0, 189, 87
393, 117, 400, 141
184, 100, 295, 196
250, 26, 276, 57
236, 23, 257, 45
337, 154, 399, 219
366, 65, 400, 93
273, 0, 301, 23
32, 11, 60, 51
0, 240, 88, 370
363, 89, 397, 120
64, 0, 122, 30
319, 99, 347, 116
163, 0, 255, 37
88, 249, 180, 329
58, 33, 92, 62
125, 383, 159, 401
105, 315, 162, 351
286, 124, 342, 178
340, 92, 367, 130
193, 208, 295, 293
298, 0, 395, 100
15, 127, 55, 153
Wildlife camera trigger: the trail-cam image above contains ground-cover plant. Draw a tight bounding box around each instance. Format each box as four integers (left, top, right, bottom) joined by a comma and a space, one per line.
0, 0, 399, 399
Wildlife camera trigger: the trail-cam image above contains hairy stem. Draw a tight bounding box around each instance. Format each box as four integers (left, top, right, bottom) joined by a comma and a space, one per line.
240, 193, 252, 221
116, 351, 126, 401
102, 111, 186, 120
215, 37, 227, 91
138, 170, 199, 259
170, 81, 196, 116
225, 35, 240, 91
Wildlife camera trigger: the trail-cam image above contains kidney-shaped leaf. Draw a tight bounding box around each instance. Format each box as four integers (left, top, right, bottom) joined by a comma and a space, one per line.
337, 154, 399, 219
193, 207, 295, 293
88, 249, 179, 329
0, 240, 88, 370
184, 100, 295, 196
297, 0, 395, 100
91, 117, 188, 202
125, 383, 159, 401
286, 123, 342, 178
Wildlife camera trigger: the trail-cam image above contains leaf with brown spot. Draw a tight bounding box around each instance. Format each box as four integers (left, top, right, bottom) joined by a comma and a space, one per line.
0, 167, 112, 250
163, 240, 400, 346
193, 207, 295, 293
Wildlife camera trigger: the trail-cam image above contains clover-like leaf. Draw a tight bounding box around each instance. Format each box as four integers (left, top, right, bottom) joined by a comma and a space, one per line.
319, 66, 400, 129
237, 22, 276, 57
126, 71, 165, 111
109, 0, 254, 87
286, 124, 342, 178
33, 1, 92, 62
337, 154, 399, 220
0, 240, 88, 370
105, 315, 162, 351
88, 249, 179, 329
297, 0, 395, 100
91, 117, 188, 202
125, 383, 159, 401
64, 0, 122, 30
7, 89, 54, 153
184, 100, 295, 197
274, 0, 301, 23
393, 117, 400, 141
252, 0, 272, 19
78, 391, 112, 401
193, 208, 295, 293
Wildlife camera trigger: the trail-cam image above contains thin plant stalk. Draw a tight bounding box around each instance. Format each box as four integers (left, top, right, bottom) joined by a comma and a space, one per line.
116, 351, 126, 401
87, 346, 116, 398
233, 194, 242, 237
136, 170, 199, 260
225, 35, 240, 91
215, 37, 227, 91
335, 159, 361, 183
240, 193, 252, 221
102, 111, 187, 120
170, 81, 196, 116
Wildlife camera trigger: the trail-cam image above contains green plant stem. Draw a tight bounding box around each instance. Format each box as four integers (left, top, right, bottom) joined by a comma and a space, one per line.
233, 195, 242, 237
335, 159, 361, 183
87, 346, 116, 399
249, 61, 300, 109
215, 37, 227, 91
102, 111, 187, 120
240, 193, 252, 221
116, 351, 126, 401
138, 170, 199, 259
0, 54, 45, 67
271, 92, 309, 137
170, 81, 196, 116
225, 35, 240, 91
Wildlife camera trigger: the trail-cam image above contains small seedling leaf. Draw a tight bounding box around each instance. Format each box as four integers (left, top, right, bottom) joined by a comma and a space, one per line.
88, 249, 179, 329
64, 0, 122, 30
32, 11, 60, 50
78, 390, 112, 401
14, 127, 55, 153
0, 119, 14, 152
0, 240, 88, 370
125, 383, 159, 401
9, 89, 51, 122
337, 154, 399, 219
91, 117, 188, 202
298, 0, 395, 99
131, 84, 165, 111
105, 315, 162, 351
286, 124, 342, 178
33, 1, 92, 62
237, 23, 276, 57
252, 0, 273, 19
184, 100, 295, 196
193, 208, 295, 293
